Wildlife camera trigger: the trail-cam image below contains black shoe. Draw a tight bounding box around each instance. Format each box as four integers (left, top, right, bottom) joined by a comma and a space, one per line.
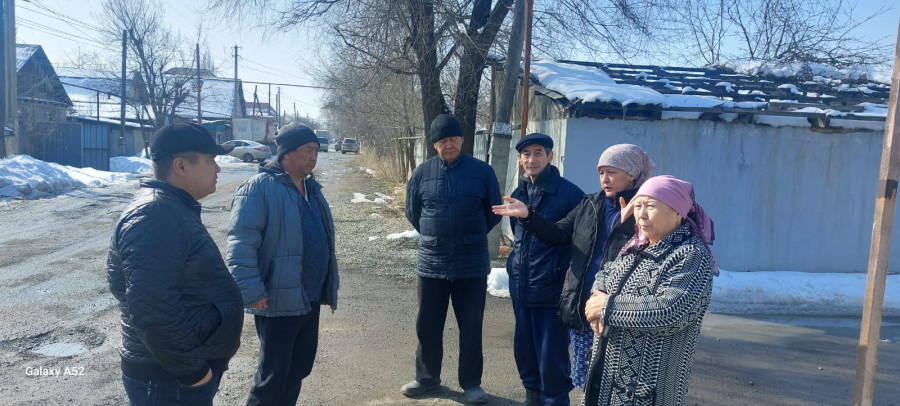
464, 386, 489, 404
401, 380, 440, 397
522, 388, 540, 406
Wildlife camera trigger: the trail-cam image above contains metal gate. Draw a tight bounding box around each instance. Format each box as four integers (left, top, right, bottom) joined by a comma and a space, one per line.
82, 123, 110, 171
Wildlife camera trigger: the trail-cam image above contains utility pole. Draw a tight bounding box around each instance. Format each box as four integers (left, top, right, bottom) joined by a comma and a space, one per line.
196, 43, 201, 124
119, 30, 126, 156
276, 87, 281, 126
853, 21, 900, 406
1, 0, 17, 157
487, 0, 527, 259
293, 103, 297, 123
268, 84, 271, 116
233, 45, 239, 119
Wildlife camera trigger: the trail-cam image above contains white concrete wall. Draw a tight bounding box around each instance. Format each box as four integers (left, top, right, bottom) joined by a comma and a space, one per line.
555, 116, 893, 273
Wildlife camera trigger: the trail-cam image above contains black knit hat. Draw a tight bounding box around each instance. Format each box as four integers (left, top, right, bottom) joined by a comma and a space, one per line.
150, 122, 233, 161
430, 114, 463, 144
275, 123, 319, 159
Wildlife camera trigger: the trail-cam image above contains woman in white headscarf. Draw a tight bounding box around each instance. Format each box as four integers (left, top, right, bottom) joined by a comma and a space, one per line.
493, 144, 656, 390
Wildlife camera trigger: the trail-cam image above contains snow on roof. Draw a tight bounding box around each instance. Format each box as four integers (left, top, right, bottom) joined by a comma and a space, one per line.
721, 60, 892, 85
15, 44, 39, 72
528, 59, 890, 130
176, 78, 240, 119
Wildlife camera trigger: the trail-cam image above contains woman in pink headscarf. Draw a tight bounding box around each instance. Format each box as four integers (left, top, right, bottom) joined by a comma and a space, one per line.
581, 175, 717, 406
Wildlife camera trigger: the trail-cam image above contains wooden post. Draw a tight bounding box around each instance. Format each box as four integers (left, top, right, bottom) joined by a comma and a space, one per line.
852, 19, 900, 406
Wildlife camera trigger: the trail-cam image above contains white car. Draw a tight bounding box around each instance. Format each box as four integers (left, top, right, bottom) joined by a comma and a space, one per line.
221, 140, 271, 163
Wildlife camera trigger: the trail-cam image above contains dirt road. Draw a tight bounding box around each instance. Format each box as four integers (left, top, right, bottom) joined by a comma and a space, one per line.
0, 152, 898, 405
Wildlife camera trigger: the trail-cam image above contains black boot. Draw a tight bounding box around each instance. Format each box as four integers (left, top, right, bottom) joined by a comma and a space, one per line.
522, 389, 541, 406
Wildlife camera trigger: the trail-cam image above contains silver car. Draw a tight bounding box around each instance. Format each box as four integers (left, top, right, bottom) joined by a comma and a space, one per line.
221, 140, 271, 162
340, 138, 359, 154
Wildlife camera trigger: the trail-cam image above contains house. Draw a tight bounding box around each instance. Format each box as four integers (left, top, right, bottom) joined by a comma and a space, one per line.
498, 59, 891, 273
15, 44, 73, 162
57, 67, 152, 161
245, 101, 277, 117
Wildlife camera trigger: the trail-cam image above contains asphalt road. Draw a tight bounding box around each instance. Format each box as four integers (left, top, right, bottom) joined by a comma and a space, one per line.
0, 152, 898, 405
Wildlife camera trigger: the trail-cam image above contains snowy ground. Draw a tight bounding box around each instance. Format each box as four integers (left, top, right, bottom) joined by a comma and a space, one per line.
1, 154, 898, 317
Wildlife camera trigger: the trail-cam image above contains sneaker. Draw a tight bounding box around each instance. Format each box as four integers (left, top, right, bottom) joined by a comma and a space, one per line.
401, 380, 440, 397
522, 388, 540, 406
464, 386, 489, 404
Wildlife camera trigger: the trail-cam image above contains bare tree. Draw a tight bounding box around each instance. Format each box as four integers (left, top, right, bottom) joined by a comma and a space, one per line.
98, 0, 195, 129
680, 0, 892, 67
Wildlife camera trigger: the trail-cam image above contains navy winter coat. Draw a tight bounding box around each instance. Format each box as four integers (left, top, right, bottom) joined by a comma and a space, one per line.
507, 165, 584, 307
226, 160, 339, 316
107, 181, 244, 384
406, 154, 503, 279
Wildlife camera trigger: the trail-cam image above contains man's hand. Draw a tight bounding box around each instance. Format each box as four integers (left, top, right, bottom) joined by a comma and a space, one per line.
492, 196, 528, 218
251, 297, 268, 311
190, 369, 212, 387
585, 289, 610, 335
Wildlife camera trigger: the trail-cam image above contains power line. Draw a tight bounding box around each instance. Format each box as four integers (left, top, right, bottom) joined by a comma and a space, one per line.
16, 18, 109, 49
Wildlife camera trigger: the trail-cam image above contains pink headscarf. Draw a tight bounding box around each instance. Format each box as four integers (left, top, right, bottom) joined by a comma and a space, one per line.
622, 175, 718, 275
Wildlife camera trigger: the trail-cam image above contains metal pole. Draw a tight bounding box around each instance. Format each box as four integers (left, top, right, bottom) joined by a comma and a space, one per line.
852, 19, 900, 406
119, 30, 126, 156
196, 43, 201, 124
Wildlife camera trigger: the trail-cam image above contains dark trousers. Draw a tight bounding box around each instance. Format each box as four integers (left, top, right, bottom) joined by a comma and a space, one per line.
246, 307, 321, 406
512, 303, 573, 405
122, 370, 223, 406
415, 275, 488, 390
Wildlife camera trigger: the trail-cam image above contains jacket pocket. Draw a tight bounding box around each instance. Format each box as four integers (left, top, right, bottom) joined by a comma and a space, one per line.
557, 272, 587, 331
203, 301, 244, 355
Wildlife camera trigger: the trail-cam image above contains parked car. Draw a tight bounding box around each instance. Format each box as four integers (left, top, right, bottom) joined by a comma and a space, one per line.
318, 137, 330, 152
221, 139, 271, 163
340, 138, 359, 154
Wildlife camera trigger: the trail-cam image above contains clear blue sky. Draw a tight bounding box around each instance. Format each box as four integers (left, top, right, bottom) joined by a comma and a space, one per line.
14, 0, 900, 124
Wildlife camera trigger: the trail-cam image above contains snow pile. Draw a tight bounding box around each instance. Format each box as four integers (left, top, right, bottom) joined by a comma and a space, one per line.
110, 156, 152, 174
351, 193, 374, 203
0, 155, 145, 200
216, 155, 242, 164
386, 230, 420, 240
711, 270, 900, 317
351, 192, 390, 204
486, 265, 900, 317
0, 155, 86, 199
487, 268, 510, 298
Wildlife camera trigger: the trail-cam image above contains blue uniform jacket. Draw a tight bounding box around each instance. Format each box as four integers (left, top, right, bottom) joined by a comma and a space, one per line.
507, 165, 585, 307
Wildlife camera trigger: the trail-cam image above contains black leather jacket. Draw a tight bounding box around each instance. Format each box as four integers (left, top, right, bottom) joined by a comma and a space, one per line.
107, 181, 244, 384
519, 188, 637, 331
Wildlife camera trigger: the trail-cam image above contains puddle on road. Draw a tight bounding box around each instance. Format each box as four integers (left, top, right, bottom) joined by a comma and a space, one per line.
32, 342, 87, 357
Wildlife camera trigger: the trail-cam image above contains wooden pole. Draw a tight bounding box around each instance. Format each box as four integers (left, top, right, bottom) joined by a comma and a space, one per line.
519, 0, 534, 138
852, 19, 900, 406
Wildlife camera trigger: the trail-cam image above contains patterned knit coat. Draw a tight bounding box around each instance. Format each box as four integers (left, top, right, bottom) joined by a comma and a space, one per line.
582, 222, 714, 406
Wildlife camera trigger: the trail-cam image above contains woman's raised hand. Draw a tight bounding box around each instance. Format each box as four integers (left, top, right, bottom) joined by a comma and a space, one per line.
492, 196, 529, 218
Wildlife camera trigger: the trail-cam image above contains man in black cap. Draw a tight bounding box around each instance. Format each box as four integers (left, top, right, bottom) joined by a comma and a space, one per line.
108, 122, 244, 406
504, 133, 584, 405
226, 122, 339, 406
402, 114, 502, 404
